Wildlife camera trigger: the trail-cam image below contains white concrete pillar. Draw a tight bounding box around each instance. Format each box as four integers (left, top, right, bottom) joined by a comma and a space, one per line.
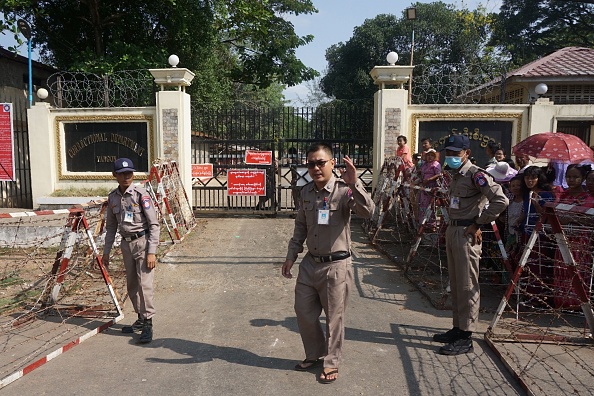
27, 102, 55, 205
372, 88, 409, 188
154, 90, 193, 206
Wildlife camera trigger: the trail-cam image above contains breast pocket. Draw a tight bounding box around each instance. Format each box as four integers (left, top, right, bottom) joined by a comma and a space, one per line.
132, 206, 144, 222
303, 202, 317, 226
329, 201, 343, 226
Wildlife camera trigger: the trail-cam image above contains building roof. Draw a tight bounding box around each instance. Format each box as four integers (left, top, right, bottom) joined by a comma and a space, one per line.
0, 46, 57, 73
464, 47, 594, 96
509, 47, 594, 78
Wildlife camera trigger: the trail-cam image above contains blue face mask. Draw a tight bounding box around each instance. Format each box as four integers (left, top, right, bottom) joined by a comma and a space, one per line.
445, 156, 462, 169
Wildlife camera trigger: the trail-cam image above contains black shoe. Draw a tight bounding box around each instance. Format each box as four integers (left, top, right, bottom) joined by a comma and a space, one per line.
138, 318, 153, 344
439, 338, 473, 355
122, 316, 144, 334
433, 327, 462, 343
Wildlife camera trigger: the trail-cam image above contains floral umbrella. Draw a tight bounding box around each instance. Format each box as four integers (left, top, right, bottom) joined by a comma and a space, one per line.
512, 132, 594, 163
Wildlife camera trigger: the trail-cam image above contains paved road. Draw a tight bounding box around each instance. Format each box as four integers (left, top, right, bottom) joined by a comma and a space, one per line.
2, 216, 523, 395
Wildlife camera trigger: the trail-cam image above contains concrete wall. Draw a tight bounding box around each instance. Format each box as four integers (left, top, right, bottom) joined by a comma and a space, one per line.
371, 88, 594, 188
27, 89, 193, 208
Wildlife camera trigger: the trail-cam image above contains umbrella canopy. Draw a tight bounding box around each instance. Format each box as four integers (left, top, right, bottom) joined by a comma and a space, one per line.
512, 132, 594, 163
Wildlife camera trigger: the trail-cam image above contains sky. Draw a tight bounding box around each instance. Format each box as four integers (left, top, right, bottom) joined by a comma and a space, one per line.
1, 1, 503, 105
283, 0, 503, 105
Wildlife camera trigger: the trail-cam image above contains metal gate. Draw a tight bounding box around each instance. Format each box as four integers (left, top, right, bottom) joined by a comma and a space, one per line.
191, 102, 374, 214
0, 92, 32, 208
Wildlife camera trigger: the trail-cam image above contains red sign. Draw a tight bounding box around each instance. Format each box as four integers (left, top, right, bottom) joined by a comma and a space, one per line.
192, 163, 213, 181
245, 150, 272, 165
0, 104, 14, 182
227, 169, 266, 196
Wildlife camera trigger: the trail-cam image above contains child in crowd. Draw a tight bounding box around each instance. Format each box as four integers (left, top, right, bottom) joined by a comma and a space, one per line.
418, 149, 441, 230
396, 135, 413, 170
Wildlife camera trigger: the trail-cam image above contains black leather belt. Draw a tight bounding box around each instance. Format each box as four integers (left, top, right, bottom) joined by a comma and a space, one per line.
122, 229, 148, 242
449, 219, 475, 227
311, 251, 351, 263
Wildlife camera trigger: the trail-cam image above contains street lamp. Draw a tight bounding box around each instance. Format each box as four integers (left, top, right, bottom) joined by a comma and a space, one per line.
406, 7, 417, 104
17, 19, 33, 108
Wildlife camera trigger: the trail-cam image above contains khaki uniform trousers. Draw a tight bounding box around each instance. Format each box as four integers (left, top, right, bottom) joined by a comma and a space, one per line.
294, 254, 352, 369
121, 236, 156, 320
445, 226, 481, 332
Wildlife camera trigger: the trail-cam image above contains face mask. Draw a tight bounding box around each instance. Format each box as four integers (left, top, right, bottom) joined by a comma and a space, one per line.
445, 156, 462, 169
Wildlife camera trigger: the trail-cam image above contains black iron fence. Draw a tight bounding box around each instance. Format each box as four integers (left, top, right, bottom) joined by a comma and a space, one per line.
0, 91, 32, 208
191, 101, 374, 214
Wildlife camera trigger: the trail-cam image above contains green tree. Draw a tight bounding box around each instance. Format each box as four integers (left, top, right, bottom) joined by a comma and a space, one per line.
490, 0, 594, 67
320, 2, 499, 101
0, 0, 318, 104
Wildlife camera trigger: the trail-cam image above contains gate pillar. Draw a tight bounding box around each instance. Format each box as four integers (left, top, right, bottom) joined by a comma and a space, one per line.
150, 65, 195, 206
370, 60, 413, 189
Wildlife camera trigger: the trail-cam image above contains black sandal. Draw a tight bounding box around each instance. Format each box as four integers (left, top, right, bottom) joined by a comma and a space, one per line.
294, 358, 322, 371
319, 369, 338, 384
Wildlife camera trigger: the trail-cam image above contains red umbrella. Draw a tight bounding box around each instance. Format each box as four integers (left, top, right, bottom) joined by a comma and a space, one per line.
512, 132, 594, 163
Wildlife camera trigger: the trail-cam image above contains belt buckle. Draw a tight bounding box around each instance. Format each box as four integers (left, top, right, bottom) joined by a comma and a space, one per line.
313, 256, 321, 263
124, 236, 132, 242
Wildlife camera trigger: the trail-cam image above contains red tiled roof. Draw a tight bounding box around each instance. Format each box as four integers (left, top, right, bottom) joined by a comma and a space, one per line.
509, 47, 594, 78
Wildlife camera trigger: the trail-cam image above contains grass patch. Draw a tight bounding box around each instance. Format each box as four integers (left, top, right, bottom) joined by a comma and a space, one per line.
50, 187, 111, 197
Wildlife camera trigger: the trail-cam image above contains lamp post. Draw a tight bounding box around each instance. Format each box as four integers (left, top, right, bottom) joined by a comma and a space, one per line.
406, 7, 417, 104
17, 19, 33, 108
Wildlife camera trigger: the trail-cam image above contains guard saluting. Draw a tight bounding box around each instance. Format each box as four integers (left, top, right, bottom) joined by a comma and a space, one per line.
433, 135, 508, 355
282, 143, 374, 383
102, 158, 160, 344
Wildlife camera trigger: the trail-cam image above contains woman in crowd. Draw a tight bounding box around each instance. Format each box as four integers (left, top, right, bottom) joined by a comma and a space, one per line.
494, 147, 517, 170
520, 166, 556, 306
553, 164, 593, 309
418, 149, 441, 231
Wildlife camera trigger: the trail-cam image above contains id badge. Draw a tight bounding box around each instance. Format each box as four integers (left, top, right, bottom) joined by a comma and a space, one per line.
318, 209, 330, 225
124, 210, 134, 223
450, 197, 460, 209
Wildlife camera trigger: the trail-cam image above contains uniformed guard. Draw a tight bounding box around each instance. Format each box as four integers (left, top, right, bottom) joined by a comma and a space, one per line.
282, 143, 374, 383
433, 135, 508, 355
102, 158, 160, 344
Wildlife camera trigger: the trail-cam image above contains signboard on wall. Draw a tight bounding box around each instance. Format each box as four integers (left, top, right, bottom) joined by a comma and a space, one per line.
417, 120, 514, 167
192, 163, 213, 182
63, 121, 149, 173
227, 169, 266, 196
0, 103, 15, 182
245, 150, 273, 165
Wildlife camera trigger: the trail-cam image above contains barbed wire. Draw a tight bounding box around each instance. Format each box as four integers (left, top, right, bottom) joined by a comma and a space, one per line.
47, 70, 155, 108
412, 62, 505, 104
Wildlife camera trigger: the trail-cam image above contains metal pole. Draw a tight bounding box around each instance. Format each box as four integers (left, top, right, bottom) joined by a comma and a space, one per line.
408, 29, 414, 105
27, 39, 33, 108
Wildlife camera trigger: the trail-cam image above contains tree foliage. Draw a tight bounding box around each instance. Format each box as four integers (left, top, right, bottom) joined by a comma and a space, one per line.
490, 0, 594, 67
0, 0, 318, 105
320, 2, 500, 101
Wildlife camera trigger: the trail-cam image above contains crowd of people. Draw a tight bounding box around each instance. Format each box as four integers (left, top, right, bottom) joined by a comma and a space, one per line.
394, 135, 594, 312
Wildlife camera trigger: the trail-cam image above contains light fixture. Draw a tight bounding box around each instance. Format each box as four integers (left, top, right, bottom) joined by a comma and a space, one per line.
406, 7, 417, 20
386, 51, 399, 66
36, 88, 48, 101
535, 83, 548, 96
168, 54, 180, 67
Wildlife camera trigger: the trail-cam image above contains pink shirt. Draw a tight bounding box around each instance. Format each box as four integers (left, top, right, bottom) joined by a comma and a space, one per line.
396, 144, 413, 168
421, 160, 441, 188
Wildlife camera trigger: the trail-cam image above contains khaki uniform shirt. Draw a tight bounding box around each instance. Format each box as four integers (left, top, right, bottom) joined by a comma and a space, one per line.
103, 184, 160, 254
448, 161, 508, 225
286, 176, 374, 261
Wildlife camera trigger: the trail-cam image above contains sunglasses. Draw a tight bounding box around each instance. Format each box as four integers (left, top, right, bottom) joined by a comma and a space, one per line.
306, 159, 331, 169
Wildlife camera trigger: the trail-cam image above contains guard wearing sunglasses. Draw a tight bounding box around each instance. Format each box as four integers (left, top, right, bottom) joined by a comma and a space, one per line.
282, 142, 374, 383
